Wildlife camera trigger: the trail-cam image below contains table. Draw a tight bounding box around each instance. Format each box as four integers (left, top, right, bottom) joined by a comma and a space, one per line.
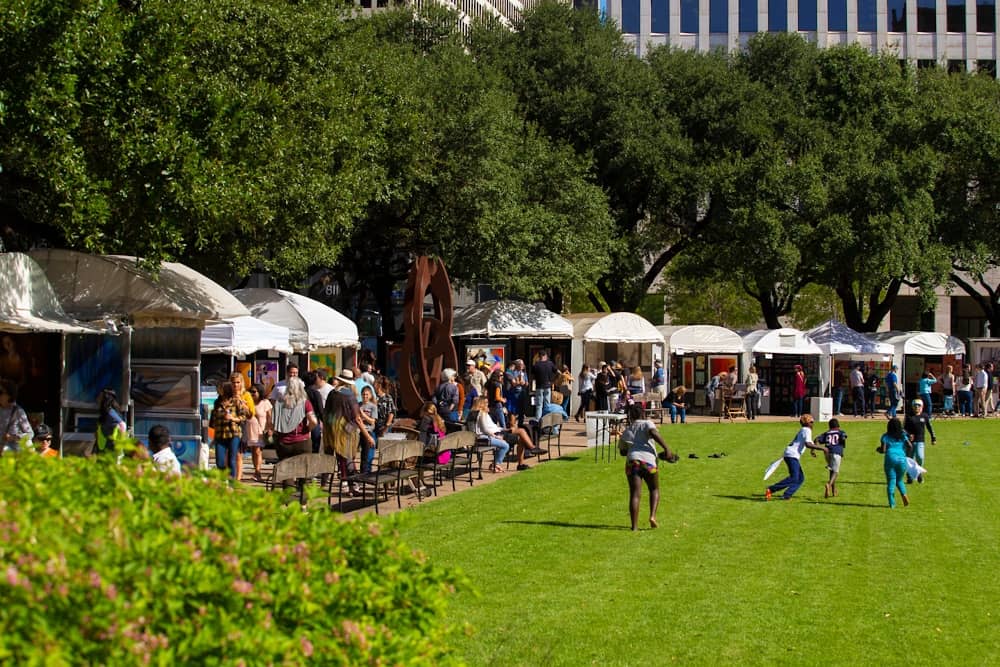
585, 411, 626, 462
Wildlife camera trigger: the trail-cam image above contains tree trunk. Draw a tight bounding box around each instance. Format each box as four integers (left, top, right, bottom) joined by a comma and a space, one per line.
950, 272, 1000, 336
836, 277, 901, 332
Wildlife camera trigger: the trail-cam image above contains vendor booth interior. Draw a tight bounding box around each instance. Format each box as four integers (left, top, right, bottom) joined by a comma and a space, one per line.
741, 328, 822, 415
658, 325, 743, 411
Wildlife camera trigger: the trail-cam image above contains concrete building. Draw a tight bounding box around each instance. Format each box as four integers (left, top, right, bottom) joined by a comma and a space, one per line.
604, 0, 999, 73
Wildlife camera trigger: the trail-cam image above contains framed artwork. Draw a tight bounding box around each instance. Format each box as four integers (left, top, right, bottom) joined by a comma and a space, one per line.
695, 356, 706, 370
309, 353, 338, 375
130, 365, 199, 411
465, 345, 506, 373
65, 333, 125, 404
695, 369, 705, 386
683, 358, 695, 390
254, 360, 278, 396
709, 355, 738, 379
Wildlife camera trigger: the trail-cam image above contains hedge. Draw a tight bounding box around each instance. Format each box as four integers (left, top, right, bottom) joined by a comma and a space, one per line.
0, 452, 466, 665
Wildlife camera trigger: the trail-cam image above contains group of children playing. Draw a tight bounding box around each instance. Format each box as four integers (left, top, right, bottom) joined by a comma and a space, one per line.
766, 398, 936, 508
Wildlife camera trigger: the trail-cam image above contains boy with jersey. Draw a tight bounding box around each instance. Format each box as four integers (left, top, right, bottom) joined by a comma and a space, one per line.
816, 418, 847, 498
904, 398, 936, 483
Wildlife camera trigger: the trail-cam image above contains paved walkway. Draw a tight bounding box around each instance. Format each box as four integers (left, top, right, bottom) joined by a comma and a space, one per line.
237, 410, 918, 519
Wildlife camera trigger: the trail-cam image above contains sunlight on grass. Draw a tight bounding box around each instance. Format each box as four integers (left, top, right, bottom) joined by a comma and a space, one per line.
389, 419, 1000, 665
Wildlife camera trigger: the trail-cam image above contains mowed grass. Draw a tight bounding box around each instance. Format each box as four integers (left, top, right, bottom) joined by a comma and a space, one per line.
388, 418, 1000, 666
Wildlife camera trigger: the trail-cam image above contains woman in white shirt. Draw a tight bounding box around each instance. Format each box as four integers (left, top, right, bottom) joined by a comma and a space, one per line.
575, 364, 596, 422
471, 397, 539, 471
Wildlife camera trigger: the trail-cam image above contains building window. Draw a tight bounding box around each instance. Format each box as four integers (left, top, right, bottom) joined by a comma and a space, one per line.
622, 0, 641, 32
769, 0, 788, 30
681, 0, 698, 33
947, 0, 966, 31
948, 60, 967, 72
858, 0, 877, 31
829, 0, 848, 30
888, 0, 906, 31
917, 59, 937, 69
978, 0, 996, 32
917, 0, 936, 31
652, 0, 669, 32
799, 0, 817, 29
710, 0, 728, 32
977, 60, 997, 76
740, 0, 758, 31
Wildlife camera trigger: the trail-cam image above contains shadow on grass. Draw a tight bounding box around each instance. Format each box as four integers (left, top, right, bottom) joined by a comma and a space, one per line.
801, 499, 886, 508
836, 480, 884, 486
501, 520, 630, 531
713, 494, 763, 503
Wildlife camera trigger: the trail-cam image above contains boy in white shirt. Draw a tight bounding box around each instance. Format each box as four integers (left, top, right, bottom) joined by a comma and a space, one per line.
149, 425, 181, 476
766, 414, 828, 501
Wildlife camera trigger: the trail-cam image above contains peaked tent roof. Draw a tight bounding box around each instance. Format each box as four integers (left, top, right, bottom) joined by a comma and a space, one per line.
0, 253, 106, 334
30, 249, 249, 327
741, 328, 822, 355
806, 320, 895, 356
232, 288, 359, 352
565, 313, 665, 344
872, 330, 966, 356
200, 316, 294, 356
452, 300, 573, 338
657, 325, 743, 355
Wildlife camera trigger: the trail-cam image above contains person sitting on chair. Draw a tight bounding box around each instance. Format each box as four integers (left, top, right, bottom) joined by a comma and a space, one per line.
469, 397, 542, 471
669, 386, 688, 424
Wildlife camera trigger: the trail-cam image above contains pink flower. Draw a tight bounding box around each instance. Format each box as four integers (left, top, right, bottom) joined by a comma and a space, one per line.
231, 579, 253, 595
6, 566, 19, 587
300, 636, 314, 657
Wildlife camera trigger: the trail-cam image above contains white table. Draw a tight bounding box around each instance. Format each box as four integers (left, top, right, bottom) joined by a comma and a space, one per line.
585, 411, 626, 462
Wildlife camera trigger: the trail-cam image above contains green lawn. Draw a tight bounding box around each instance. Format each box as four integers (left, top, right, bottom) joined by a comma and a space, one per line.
387, 419, 1000, 665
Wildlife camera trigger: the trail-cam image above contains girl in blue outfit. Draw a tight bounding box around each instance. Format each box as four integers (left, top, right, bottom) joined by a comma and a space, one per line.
766, 414, 828, 500
878, 417, 911, 508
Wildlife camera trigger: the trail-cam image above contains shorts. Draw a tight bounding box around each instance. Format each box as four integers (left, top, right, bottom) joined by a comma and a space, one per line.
826, 452, 842, 473
625, 460, 657, 477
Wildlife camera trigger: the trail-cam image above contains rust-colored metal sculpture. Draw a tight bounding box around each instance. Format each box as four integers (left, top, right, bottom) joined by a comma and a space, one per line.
399, 256, 458, 416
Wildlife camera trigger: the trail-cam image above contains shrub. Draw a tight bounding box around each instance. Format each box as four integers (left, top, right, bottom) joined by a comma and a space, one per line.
0, 453, 465, 665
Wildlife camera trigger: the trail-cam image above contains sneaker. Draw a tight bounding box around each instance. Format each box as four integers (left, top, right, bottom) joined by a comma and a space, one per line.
905, 475, 913, 484
765, 488, 772, 501
516, 464, 530, 471
917, 474, 924, 484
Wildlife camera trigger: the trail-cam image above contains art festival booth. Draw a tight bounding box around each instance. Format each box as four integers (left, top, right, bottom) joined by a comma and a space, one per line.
872, 331, 966, 410
31, 249, 250, 466
567, 312, 665, 417
232, 289, 360, 381
0, 253, 108, 453
741, 328, 822, 415
807, 320, 895, 417
451, 299, 574, 379
658, 325, 744, 411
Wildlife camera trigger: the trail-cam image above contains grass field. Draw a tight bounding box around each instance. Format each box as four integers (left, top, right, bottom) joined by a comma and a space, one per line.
388, 418, 1000, 666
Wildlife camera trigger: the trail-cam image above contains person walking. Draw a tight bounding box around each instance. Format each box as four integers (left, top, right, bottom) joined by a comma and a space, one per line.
815, 418, 847, 498
575, 364, 596, 422
917, 371, 937, 418
903, 398, 936, 483
974, 363, 990, 417
884, 365, 901, 419
850, 364, 866, 417
765, 414, 827, 501
744, 365, 760, 420
878, 417, 911, 508
211, 381, 251, 480
791, 365, 808, 418
864, 368, 880, 418
620, 403, 678, 531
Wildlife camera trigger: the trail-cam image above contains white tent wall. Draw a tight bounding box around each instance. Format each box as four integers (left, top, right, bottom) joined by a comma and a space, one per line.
873, 331, 967, 404
807, 321, 895, 404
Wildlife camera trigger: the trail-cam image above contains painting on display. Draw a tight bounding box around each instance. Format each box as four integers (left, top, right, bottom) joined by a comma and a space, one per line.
130, 366, 198, 411
253, 360, 278, 396
309, 353, 338, 376
683, 358, 695, 391
465, 345, 506, 373
709, 356, 738, 379
65, 334, 125, 403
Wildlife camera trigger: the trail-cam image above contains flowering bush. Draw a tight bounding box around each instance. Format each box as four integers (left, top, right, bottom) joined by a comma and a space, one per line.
0, 453, 465, 665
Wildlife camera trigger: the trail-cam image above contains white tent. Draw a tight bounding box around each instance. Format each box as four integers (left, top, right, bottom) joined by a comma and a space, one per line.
657, 325, 743, 355
452, 300, 573, 338
232, 288, 359, 352
807, 320, 895, 397
872, 331, 966, 386
741, 328, 822, 357
200, 316, 293, 356
30, 249, 249, 327
567, 313, 665, 414
0, 253, 105, 334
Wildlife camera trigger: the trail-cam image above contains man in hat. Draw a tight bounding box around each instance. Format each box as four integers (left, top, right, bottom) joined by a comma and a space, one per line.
466, 359, 486, 398
885, 364, 900, 419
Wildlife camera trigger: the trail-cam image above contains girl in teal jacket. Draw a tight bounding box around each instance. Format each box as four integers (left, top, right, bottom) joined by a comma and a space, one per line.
878, 418, 912, 508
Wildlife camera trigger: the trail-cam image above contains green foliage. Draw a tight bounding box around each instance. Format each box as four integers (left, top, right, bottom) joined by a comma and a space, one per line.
396, 419, 1000, 665
0, 454, 465, 665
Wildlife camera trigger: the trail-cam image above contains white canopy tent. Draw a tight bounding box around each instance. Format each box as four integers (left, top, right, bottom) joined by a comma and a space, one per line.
200, 316, 293, 357
872, 331, 966, 388
232, 288, 359, 353
0, 253, 106, 334
30, 249, 249, 327
742, 328, 823, 415
567, 312, 665, 414
657, 325, 743, 356
452, 300, 573, 338
807, 320, 895, 397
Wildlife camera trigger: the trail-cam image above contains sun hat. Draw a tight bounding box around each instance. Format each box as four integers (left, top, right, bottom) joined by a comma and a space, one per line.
912, 398, 923, 406
335, 369, 355, 384
466, 359, 475, 366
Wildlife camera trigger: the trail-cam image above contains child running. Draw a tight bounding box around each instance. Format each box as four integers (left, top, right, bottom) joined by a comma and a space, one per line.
903, 398, 936, 483
765, 414, 828, 501
878, 417, 911, 508
815, 418, 847, 498
621, 403, 679, 531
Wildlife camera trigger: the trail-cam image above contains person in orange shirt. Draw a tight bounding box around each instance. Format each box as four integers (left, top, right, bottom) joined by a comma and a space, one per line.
33, 424, 58, 458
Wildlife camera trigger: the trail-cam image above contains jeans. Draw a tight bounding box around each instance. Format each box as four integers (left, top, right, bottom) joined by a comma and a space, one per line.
561, 392, 571, 415
887, 389, 899, 419
311, 424, 323, 454
745, 392, 758, 420
215, 436, 241, 479
488, 436, 510, 467
833, 387, 843, 415
769, 456, 804, 499
919, 393, 933, 417
912, 440, 926, 466
792, 397, 804, 418
669, 404, 686, 423
943, 395, 954, 413
884, 455, 908, 507
535, 387, 551, 420
852, 387, 865, 416
958, 390, 973, 416
576, 390, 593, 418
361, 432, 376, 473
490, 404, 507, 428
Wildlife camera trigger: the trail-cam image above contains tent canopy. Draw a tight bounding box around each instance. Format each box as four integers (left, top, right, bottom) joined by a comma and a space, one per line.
806, 320, 895, 356
0, 253, 106, 334
200, 316, 293, 356
657, 325, 743, 355
741, 328, 822, 355
30, 249, 249, 327
452, 300, 573, 338
566, 313, 665, 344
232, 288, 359, 352
872, 331, 966, 356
